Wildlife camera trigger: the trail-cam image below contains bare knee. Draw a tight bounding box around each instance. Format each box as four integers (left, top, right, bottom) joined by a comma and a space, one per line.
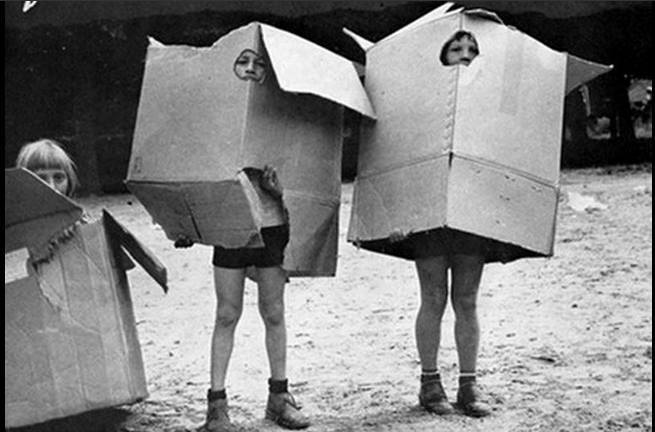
215, 303, 242, 328
420, 288, 449, 313
451, 293, 478, 316
259, 300, 285, 327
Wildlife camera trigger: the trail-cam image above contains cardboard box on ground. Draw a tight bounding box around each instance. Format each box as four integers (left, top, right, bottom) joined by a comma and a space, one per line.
126, 22, 375, 277
345, 3, 612, 262
4, 168, 167, 428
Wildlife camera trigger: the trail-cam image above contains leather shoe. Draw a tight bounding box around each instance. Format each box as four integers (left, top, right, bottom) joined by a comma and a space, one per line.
198, 398, 237, 432
456, 381, 492, 417
419, 379, 454, 415
265, 392, 311, 429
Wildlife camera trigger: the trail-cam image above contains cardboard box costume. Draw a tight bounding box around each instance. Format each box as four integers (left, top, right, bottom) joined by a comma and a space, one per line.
126, 22, 375, 276
5, 168, 167, 428
345, 3, 612, 262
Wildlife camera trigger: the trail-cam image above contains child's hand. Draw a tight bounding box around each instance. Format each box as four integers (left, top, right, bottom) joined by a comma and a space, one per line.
261, 165, 283, 198
174, 235, 194, 248
389, 229, 410, 243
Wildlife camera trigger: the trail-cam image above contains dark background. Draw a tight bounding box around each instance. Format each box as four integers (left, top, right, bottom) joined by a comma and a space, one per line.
4, 1, 653, 194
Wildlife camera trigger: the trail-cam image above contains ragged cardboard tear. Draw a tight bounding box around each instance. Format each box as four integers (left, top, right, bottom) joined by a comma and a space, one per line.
5, 168, 167, 427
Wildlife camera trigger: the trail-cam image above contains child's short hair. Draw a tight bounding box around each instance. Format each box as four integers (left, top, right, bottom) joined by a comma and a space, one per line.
16, 138, 79, 196
439, 30, 479, 65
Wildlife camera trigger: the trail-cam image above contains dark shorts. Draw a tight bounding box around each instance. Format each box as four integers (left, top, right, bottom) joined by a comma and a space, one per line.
212, 224, 289, 269
412, 228, 487, 259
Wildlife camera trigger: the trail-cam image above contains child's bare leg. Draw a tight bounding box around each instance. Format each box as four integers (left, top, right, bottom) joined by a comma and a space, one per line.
256, 266, 288, 380
450, 254, 491, 417
257, 266, 310, 429
450, 254, 484, 372
211, 266, 246, 391
415, 256, 453, 414
415, 256, 449, 370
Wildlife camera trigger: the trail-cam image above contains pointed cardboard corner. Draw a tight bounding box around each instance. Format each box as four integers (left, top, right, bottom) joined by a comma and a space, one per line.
565, 54, 613, 94
147, 36, 166, 48
5, 168, 83, 254
343, 27, 374, 51
259, 24, 376, 120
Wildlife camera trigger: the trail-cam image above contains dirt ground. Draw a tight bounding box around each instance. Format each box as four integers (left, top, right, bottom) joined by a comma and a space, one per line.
14, 164, 652, 432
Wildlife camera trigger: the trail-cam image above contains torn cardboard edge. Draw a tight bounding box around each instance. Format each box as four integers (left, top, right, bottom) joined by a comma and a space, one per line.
5, 167, 168, 292
5, 218, 149, 428
5, 168, 83, 254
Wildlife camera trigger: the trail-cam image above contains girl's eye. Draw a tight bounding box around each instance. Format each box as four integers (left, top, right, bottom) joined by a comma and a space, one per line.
236, 58, 248, 65
54, 173, 67, 182
255, 60, 266, 68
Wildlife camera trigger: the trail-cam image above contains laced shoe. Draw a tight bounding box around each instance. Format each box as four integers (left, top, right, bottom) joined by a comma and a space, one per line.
265, 392, 311, 430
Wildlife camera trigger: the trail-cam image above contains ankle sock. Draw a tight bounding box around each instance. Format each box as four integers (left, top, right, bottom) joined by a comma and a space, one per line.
459, 372, 477, 386
421, 369, 441, 383
268, 378, 288, 394
208, 388, 226, 401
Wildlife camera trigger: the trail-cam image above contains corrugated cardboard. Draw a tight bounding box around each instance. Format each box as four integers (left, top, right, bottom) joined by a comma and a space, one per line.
126, 22, 375, 276
346, 4, 612, 262
4, 169, 167, 428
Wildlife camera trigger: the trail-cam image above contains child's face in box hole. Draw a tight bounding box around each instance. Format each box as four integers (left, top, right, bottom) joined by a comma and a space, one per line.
443, 35, 479, 66
234, 49, 267, 83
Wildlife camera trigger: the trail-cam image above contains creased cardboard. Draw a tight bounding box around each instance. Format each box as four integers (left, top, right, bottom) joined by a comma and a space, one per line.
5, 170, 167, 428
346, 4, 612, 262
127, 22, 375, 276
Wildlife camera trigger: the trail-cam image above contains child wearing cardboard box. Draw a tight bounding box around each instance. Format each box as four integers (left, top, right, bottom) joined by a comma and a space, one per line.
390, 30, 492, 419
174, 48, 310, 431
177, 164, 310, 432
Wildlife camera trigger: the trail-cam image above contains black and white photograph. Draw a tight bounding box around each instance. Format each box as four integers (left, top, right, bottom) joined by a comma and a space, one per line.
4, 1, 652, 431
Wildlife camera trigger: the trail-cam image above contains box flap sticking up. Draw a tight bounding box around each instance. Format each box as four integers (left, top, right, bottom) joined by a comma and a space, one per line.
260, 24, 376, 119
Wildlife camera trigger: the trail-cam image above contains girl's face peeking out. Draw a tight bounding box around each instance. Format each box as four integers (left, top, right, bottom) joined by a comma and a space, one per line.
443, 35, 479, 66
34, 168, 69, 195
234, 49, 267, 83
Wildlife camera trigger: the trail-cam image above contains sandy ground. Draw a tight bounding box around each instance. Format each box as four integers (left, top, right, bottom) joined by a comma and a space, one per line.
13, 165, 652, 432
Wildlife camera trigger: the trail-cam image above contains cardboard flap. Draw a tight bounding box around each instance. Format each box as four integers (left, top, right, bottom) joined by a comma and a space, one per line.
5, 168, 83, 253
342, 27, 374, 51
259, 24, 376, 119
147, 35, 166, 48
463, 8, 504, 24
102, 210, 168, 293
566, 53, 613, 94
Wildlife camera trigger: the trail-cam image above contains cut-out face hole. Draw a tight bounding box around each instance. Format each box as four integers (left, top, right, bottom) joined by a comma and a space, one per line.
440, 31, 479, 66
233, 49, 267, 83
